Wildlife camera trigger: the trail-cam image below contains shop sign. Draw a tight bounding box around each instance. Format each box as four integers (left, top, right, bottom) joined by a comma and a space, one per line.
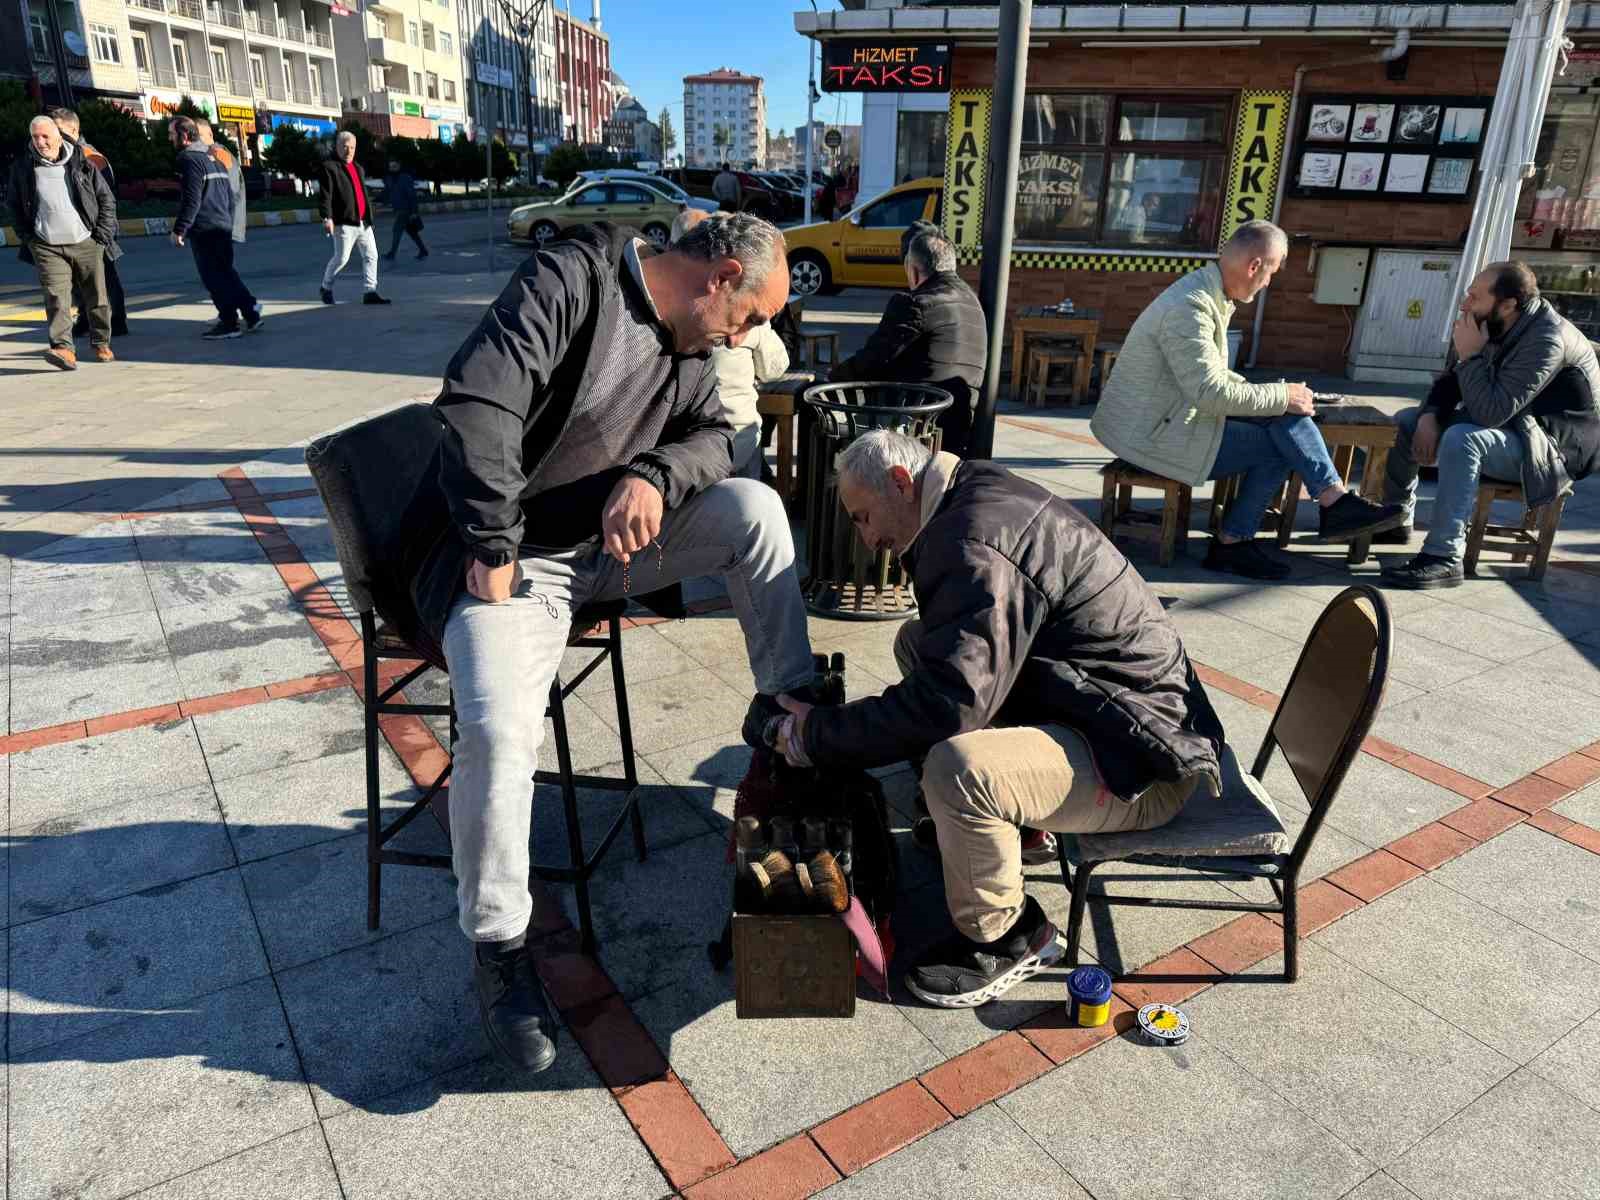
942, 89, 990, 250
437, 124, 454, 143
144, 90, 215, 121
1219, 89, 1290, 244
821, 40, 949, 94
269, 112, 336, 136
475, 61, 511, 88
217, 103, 255, 123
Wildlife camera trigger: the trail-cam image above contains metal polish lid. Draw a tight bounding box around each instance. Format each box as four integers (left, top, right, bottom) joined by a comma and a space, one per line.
1136, 1002, 1191, 1047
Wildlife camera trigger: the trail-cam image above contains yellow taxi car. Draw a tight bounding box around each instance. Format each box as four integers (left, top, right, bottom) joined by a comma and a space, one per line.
783, 177, 942, 296
507, 179, 685, 248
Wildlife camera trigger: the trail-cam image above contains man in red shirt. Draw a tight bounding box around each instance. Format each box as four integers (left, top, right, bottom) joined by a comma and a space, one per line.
317, 131, 388, 305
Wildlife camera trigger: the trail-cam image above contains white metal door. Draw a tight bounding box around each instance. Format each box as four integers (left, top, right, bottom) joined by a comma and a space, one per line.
1351, 249, 1462, 378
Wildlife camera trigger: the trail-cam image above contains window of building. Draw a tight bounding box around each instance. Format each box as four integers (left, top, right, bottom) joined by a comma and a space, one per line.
281, 58, 293, 96
444, 78, 456, 102
440, 30, 452, 55
408, 21, 419, 46
250, 52, 265, 90
1014, 93, 1230, 249
422, 22, 435, 51
90, 24, 121, 65
412, 70, 423, 94
1512, 92, 1600, 338
172, 39, 190, 79
893, 111, 946, 185
210, 46, 227, 84
131, 31, 151, 73
426, 71, 439, 99
309, 60, 322, 98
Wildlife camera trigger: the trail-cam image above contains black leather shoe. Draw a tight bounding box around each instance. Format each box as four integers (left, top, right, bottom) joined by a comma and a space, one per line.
320, 287, 335, 305
472, 941, 558, 1073
1381, 553, 1464, 590
1371, 523, 1413, 545
1315, 494, 1408, 543
363, 291, 392, 305
1202, 537, 1292, 581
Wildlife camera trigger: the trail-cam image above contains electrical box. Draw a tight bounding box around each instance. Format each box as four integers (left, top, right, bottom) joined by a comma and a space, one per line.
1313, 247, 1371, 306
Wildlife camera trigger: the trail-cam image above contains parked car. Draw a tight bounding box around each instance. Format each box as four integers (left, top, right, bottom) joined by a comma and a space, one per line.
577, 169, 717, 214
666, 167, 777, 218
781, 176, 942, 296
753, 172, 806, 221
507, 179, 684, 247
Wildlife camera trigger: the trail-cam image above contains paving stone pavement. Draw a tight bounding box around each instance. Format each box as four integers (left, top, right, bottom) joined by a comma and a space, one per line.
4, 272, 1600, 1197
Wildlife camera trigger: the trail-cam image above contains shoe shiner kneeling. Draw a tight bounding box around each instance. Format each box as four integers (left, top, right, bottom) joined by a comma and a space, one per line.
761, 429, 1232, 1009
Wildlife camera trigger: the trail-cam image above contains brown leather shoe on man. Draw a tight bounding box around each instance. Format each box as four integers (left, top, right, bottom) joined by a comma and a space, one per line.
94, 346, 115, 363
44, 347, 77, 370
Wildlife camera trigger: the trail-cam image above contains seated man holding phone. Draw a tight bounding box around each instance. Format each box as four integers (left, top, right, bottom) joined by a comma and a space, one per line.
1092, 220, 1405, 580
1379, 260, 1600, 589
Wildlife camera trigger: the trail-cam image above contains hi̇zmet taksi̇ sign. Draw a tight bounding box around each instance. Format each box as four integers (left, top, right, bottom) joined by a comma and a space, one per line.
821, 40, 950, 94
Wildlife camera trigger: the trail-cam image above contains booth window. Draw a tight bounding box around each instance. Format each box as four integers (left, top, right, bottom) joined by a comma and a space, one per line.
1512, 93, 1600, 338
1016, 93, 1231, 249
896, 111, 947, 185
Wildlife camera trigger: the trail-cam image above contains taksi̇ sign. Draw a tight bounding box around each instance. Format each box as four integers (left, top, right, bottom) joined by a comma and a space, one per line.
942, 89, 990, 251
1219, 89, 1290, 245
821, 40, 950, 94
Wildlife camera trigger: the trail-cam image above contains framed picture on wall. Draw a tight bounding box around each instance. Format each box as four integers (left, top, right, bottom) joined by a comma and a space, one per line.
1441, 107, 1487, 145
1341, 152, 1385, 191
1350, 104, 1396, 143
1395, 104, 1442, 144
1299, 152, 1343, 188
1307, 104, 1351, 141
1429, 157, 1474, 195
1384, 154, 1430, 194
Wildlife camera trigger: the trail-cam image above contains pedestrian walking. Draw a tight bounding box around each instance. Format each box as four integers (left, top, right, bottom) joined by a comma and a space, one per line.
6, 114, 118, 369
50, 108, 129, 340
319, 132, 389, 305
712, 162, 742, 213
381, 159, 428, 261
168, 116, 261, 340
195, 118, 247, 246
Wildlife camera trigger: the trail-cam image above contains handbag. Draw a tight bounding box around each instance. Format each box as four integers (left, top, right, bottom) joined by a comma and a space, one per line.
406, 213, 424, 235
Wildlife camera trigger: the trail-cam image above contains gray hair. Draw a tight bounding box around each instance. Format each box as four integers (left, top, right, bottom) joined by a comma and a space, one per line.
669, 206, 706, 244
835, 428, 932, 497
336, 130, 357, 148
29, 115, 59, 135
905, 228, 956, 276
671, 211, 785, 291
1225, 219, 1288, 261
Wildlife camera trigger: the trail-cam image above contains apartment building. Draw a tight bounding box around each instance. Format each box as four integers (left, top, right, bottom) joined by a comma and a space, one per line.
333, 0, 466, 141
682, 67, 765, 169
553, 2, 609, 146
453, 0, 561, 153
15, 0, 144, 107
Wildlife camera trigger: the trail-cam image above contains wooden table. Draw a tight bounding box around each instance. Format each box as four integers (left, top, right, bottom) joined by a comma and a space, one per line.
756, 371, 816, 507
1274, 403, 1399, 565
1009, 306, 1104, 405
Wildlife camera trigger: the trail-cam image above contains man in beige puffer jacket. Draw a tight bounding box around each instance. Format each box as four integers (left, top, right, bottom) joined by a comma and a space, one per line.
1092, 221, 1404, 579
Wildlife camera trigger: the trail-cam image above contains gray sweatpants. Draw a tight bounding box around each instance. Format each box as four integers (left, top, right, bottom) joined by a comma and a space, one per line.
441, 478, 815, 941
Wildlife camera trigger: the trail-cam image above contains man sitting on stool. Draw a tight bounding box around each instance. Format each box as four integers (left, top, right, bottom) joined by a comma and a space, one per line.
1379, 260, 1600, 589
760, 429, 1241, 1009
1092, 220, 1404, 579
829, 223, 986, 457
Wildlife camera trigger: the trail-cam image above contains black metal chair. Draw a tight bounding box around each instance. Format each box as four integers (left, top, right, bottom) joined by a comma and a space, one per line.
307, 404, 645, 958
1058, 585, 1392, 982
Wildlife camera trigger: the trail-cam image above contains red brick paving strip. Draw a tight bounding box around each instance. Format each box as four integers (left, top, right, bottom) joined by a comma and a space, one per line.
810, 1081, 952, 1176
1325, 849, 1423, 903
1262, 879, 1365, 933
683, 1135, 840, 1200
1020, 997, 1133, 1065
919, 1031, 1054, 1118
0, 720, 89, 754
1558, 822, 1600, 855
116, 487, 320, 520
84, 703, 183, 736
1386, 822, 1479, 871
1440, 798, 1527, 841
1111, 947, 1224, 1010
1527, 809, 1576, 836
617, 1074, 738, 1192
1188, 914, 1286, 975
1490, 773, 1574, 814
1535, 752, 1600, 791
1389, 753, 1494, 800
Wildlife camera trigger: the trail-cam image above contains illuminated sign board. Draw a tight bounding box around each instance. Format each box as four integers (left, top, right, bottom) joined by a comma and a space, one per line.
821, 40, 950, 94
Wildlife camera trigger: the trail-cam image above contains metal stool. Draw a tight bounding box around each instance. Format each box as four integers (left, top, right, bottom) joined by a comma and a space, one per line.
361, 600, 643, 957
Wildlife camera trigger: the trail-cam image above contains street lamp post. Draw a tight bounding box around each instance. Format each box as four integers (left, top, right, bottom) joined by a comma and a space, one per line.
496, 0, 551, 179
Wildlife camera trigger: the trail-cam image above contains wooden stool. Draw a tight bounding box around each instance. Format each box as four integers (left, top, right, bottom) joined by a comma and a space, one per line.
1028, 345, 1082, 407
799, 331, 839, 371
1464, 480, 1568, 580
1100, 458, 1192, 566
1094, 341, 1122, 395
1210, 473, 1294, 536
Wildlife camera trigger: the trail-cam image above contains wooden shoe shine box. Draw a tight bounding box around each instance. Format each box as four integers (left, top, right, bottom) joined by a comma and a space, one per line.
733, 911, 856, 1018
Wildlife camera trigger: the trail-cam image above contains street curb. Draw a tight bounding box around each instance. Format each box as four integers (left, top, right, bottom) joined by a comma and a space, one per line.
0, 195, 534, 247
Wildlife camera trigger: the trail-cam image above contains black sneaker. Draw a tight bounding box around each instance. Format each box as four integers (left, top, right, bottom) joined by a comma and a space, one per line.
1202, 537, 1292, 581
417, 250, 429, 260
363, 291, 392, 305
1371, 522, 1413, 546
1381, 553, 1464, 590
906, 895, 1065, 1009
381, 251, 396, 262
242, 309, 265, 334
1315, 494, 1408, 543
320, 287, 335, 305
472, 939, 558, 1073
202, 321, 242, 340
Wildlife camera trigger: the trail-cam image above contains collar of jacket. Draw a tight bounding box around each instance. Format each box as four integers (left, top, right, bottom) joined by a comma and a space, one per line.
1197, 262, 1235, 316
913, 270, 965, 294
904, 451, 962, 553
620, 238, 682, 358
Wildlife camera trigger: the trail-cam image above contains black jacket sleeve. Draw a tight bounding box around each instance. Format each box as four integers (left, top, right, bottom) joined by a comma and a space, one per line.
830, 290, 923, 382
802, 538, 1048, 769
433, 245, 596, 561
317, 162, 336, 222
174, 152, 203, 236
88, 163, 117, 247
625, 357, 736, 504
1456, 320, 1567, 430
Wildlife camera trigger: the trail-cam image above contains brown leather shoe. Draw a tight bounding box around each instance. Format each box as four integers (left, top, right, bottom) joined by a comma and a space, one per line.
94, 345, 115, 363
44, 347, 77, 370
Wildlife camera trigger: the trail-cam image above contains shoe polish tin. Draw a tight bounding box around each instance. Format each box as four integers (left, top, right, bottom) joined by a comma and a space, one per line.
1136, 1002, 1190, 1046
1066, 966, 1113, 1027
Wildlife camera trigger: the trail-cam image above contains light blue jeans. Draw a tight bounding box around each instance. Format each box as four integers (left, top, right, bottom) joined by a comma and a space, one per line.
1383, 406, 1524, 560
1208, 415, 1344, 541
442, 478, 814, 941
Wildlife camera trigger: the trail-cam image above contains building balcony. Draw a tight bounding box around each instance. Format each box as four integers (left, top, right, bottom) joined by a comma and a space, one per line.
264, 80, 287, 101
210, 5, 243, 29
127, 0, 168, 12
310, 29, 332, 48
172, 0, 204, 21
279, 21, 305, 43
369, 36, 407, 65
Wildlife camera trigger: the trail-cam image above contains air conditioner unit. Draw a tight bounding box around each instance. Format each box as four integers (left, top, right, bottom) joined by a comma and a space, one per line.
349, 95, 367, 111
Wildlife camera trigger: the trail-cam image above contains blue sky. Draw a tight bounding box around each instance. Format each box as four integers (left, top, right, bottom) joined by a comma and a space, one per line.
593, 0, 862, 142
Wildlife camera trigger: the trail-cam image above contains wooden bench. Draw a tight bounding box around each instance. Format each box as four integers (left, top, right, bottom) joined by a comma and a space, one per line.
1464, 479, 1568, 581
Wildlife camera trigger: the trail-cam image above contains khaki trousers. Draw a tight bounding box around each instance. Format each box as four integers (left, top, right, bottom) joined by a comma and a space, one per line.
896, 621, 1188, 941
33, 238, 108, 349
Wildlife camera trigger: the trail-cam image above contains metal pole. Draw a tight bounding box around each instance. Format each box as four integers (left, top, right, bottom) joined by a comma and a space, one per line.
804, 36, 816, 223
971, 0, 1031, 461
486, 83, 496, 272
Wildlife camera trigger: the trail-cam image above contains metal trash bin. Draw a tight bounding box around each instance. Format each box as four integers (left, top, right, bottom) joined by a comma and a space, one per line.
800, 382, 952, 619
